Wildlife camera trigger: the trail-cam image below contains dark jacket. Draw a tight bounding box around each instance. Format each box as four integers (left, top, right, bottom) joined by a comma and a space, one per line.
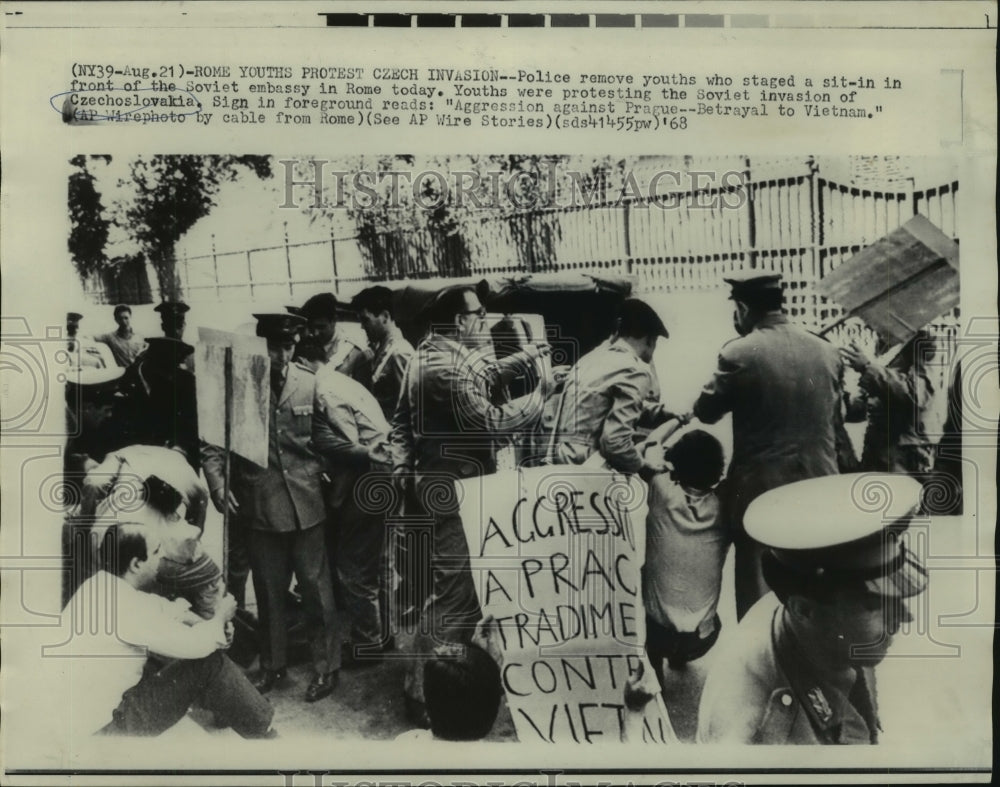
694, 313, 852, 525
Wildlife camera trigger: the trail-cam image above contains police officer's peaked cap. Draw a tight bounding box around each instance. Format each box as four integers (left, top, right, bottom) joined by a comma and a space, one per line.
67, 312, 83, 322
284, 305, 304, 317
723, 271, 783, 301
144, 336, 195, 365
154, 300, 190, 315
746, 473, 927, 599
618, 298, 669, 339
253, 313, 306, 341
65, 366, 124, 403
300, 292, 340, 320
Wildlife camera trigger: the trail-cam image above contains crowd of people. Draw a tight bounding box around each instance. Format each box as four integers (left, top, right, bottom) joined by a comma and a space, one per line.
59, 270, 957, 744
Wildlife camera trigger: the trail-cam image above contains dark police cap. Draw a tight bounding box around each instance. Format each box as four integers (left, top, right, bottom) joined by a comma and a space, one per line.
144, 337, 195, 366
723, 271, 783, 300
253, 312, 306, 341
154, 300, 190, 315
65, 366, 124, 403
618, 297, 669, 339
746, 473, 927, 599
285, 305, 304, 317
67, 312, 83, 322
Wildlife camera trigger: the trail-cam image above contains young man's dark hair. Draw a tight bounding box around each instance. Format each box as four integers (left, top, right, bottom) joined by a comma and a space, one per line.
142, 475, 184, 518
617, 297, 669, 340
300, 292, 339, 321
665, 429, 725, 491
423, 643, 503, 741
113, 304, 132, 320
99, 523, 148, 577
351, 286, 395, 319
426, 286, 479, 329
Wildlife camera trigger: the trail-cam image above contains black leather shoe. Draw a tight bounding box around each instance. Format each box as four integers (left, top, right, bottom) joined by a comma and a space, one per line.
305, 670, 339, 702
251, 668, 287, 694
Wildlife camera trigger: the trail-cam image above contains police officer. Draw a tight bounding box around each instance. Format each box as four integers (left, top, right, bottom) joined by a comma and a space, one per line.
117, 337, 200, 469
202, 313, 342, 703
693, 272, 854, 619
154, 300, 191, 341
697, 473, 928, 744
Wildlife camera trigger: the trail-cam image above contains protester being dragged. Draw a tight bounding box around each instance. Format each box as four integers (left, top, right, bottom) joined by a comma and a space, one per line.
66, 445, 217, 612
547, 297, 676, 479
94, 304, 146, 367
693, 272, 854, 620
841, 329, 944, 475
312, 362, 395, 666
642, 420, 727, 688
697, 473, 928, 744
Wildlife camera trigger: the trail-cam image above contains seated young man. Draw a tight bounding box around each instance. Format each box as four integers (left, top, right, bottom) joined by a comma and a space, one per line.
61, 522, 274, 738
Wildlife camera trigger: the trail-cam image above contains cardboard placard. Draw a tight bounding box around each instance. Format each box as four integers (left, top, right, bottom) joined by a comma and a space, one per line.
195, 328, 270, 468
458, 465, 677, 744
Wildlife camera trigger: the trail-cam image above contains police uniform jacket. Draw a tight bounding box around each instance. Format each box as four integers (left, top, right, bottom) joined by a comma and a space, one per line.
390, 332, 543, 480
697, 594, 880, 745
693, 313, 850, 522
548, 338, 670, 474
203, 362, 326, 532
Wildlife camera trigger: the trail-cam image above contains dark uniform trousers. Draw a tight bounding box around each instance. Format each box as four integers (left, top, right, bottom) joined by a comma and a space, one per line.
203, 363, 342, 676
250, 523, 339, 673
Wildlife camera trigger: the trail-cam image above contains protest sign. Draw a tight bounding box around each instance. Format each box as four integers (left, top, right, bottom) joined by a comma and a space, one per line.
195, 327, 270, 468
458, 464, 676, 744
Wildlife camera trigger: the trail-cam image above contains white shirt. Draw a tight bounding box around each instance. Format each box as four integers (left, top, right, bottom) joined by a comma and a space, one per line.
50, 572, 227, 736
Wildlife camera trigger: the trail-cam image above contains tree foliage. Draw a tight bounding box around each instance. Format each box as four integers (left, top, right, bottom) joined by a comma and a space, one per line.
68, 155, 112, 277
124, 155, 272, 298
67, 154, 273, 299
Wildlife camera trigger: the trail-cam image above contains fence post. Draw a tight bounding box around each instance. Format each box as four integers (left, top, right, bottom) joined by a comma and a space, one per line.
245, 249, 253, 299
330, 228, 339, 294
622, 199, 633, 276
284, 221, 294, 298
211, 234, 220, 299
808, 158, 822, 329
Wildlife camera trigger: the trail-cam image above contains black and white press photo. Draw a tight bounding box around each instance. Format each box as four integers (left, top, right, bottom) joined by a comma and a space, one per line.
45, 152, 982, 751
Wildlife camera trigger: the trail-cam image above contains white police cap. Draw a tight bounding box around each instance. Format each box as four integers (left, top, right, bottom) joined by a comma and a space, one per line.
745, 473, 927, 598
